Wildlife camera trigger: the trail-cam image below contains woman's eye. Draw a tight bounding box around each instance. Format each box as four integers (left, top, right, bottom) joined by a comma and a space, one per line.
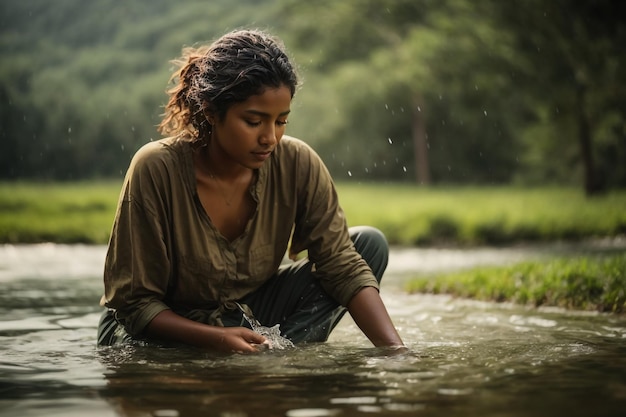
245, 120, 261, 127
277, 120, 289, 126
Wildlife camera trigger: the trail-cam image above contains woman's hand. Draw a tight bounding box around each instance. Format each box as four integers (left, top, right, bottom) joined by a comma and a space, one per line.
145, 310, 267, 353
214, 327, 269, 353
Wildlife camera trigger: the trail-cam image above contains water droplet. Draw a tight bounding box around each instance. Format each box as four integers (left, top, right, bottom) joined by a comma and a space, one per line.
67, 127, 72, 133
402, 166, 407, 172
388, 138, 393, 144
483, 110, 488, 116
347, 171, 352, 177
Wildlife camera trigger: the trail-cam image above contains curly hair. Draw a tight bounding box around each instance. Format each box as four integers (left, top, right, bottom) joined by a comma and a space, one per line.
158, 29, 299, 140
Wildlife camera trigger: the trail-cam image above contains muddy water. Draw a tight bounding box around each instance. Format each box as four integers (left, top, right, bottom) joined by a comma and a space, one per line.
0, 243, 625, 417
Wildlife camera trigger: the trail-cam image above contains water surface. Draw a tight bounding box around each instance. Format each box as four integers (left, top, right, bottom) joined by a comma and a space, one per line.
1, 243, 625, 417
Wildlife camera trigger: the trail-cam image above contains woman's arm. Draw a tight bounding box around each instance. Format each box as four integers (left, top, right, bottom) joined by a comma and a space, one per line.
347, 287, 405, 348
145, 310, 267, 353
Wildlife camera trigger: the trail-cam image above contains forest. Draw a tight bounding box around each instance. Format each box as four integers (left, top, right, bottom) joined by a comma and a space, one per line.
1, 0, 625, 195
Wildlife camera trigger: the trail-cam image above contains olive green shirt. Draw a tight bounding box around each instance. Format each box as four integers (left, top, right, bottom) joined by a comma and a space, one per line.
102, 135, 379, 336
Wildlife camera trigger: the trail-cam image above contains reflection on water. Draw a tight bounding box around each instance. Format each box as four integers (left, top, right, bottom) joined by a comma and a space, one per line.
1, 244, 625, 417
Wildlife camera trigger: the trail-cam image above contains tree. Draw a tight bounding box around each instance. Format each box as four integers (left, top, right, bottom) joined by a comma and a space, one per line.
280, 0, 523, 184
490, 0, 626, 195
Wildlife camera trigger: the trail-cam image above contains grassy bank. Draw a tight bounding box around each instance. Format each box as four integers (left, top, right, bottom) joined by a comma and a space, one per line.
406, 253, 626, 313
1, 181, 625, 245
0, 181, 120, 244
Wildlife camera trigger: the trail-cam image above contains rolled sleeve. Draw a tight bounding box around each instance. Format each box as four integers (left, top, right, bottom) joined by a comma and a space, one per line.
102, 143, 174, 336
290, 142, 379, 306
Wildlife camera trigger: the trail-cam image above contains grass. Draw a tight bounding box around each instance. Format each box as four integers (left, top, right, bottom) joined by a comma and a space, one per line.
0, 181, 121, 244
0, 181, 625, 245
406, 253, 626, 313
337, 183, 626, 246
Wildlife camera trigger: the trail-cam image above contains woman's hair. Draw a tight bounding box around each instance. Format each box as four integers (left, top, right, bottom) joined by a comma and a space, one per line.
158, 29, 298, 139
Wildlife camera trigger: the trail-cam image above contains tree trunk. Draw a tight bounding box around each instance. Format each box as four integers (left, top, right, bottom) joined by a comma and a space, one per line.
412, 94, 430, 185
576, 85, 602, 196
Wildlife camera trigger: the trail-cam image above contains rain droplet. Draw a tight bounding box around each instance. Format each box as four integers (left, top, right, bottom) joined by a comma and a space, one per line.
388, 138, 393, 144
402, 166, 407, 172
483, 110, 488, 116
68, 127, 72, 133
347, 170, 352, 177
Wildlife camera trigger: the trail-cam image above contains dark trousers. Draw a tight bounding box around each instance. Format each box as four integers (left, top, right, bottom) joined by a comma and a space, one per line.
97, 226, 388, 346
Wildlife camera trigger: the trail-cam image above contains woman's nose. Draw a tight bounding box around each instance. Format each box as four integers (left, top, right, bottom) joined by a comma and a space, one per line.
259, 124, 277, 146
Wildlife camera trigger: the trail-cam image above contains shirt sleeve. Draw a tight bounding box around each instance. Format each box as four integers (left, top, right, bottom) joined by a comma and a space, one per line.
289, 141, 379, 306
102, 143, 173, 336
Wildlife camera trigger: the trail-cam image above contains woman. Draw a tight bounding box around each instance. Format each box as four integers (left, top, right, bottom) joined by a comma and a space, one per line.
97, 29, 405, 354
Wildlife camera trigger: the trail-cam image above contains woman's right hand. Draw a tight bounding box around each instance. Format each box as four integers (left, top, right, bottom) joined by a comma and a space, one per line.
145, 310, 267, 353
212, 326, 269, 353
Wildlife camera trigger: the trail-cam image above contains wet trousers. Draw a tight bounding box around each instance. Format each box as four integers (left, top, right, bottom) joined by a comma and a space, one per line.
97, 226, 388, 346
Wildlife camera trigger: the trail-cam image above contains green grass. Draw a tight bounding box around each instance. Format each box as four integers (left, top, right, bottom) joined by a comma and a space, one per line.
0, 181, 121, 244
0, 181, 625, 245
406, 253, 626, 313
337, 183, 626, 245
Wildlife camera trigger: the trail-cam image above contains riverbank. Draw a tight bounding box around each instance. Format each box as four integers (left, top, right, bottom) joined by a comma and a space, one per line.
1, 182, 625, 245
2, 181, 625, 313
405, 241, 626, 314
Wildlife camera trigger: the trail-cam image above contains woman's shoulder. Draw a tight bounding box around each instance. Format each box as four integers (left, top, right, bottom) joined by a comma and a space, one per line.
131, 137, 188, 166
276, 136, 321, 162
127, 136, 191, 179
271, 136, 329, 183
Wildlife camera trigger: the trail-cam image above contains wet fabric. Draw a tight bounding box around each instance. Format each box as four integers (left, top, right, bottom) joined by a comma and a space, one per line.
97, 226, 388, 346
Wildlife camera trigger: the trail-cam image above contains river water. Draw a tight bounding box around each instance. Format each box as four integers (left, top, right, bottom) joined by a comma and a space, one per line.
1, 242, 625, 417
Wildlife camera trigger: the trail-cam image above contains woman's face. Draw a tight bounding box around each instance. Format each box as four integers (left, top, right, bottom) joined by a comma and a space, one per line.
208, 85, 292, 171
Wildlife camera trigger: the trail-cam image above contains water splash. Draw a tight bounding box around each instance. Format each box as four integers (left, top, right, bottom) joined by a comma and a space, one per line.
237, 303, 295, 350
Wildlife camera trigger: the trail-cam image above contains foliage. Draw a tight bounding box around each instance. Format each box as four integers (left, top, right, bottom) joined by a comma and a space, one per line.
488, 0, 626, 194
0, 0, 625, 192
406, 253, 626, 313
1, 182, 624, 245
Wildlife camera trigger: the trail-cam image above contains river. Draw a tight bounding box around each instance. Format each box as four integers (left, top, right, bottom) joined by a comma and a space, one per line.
1, 242, 625, 417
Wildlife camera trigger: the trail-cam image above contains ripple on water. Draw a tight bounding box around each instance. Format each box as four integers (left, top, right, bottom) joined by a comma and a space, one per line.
2, 243, 626, 417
